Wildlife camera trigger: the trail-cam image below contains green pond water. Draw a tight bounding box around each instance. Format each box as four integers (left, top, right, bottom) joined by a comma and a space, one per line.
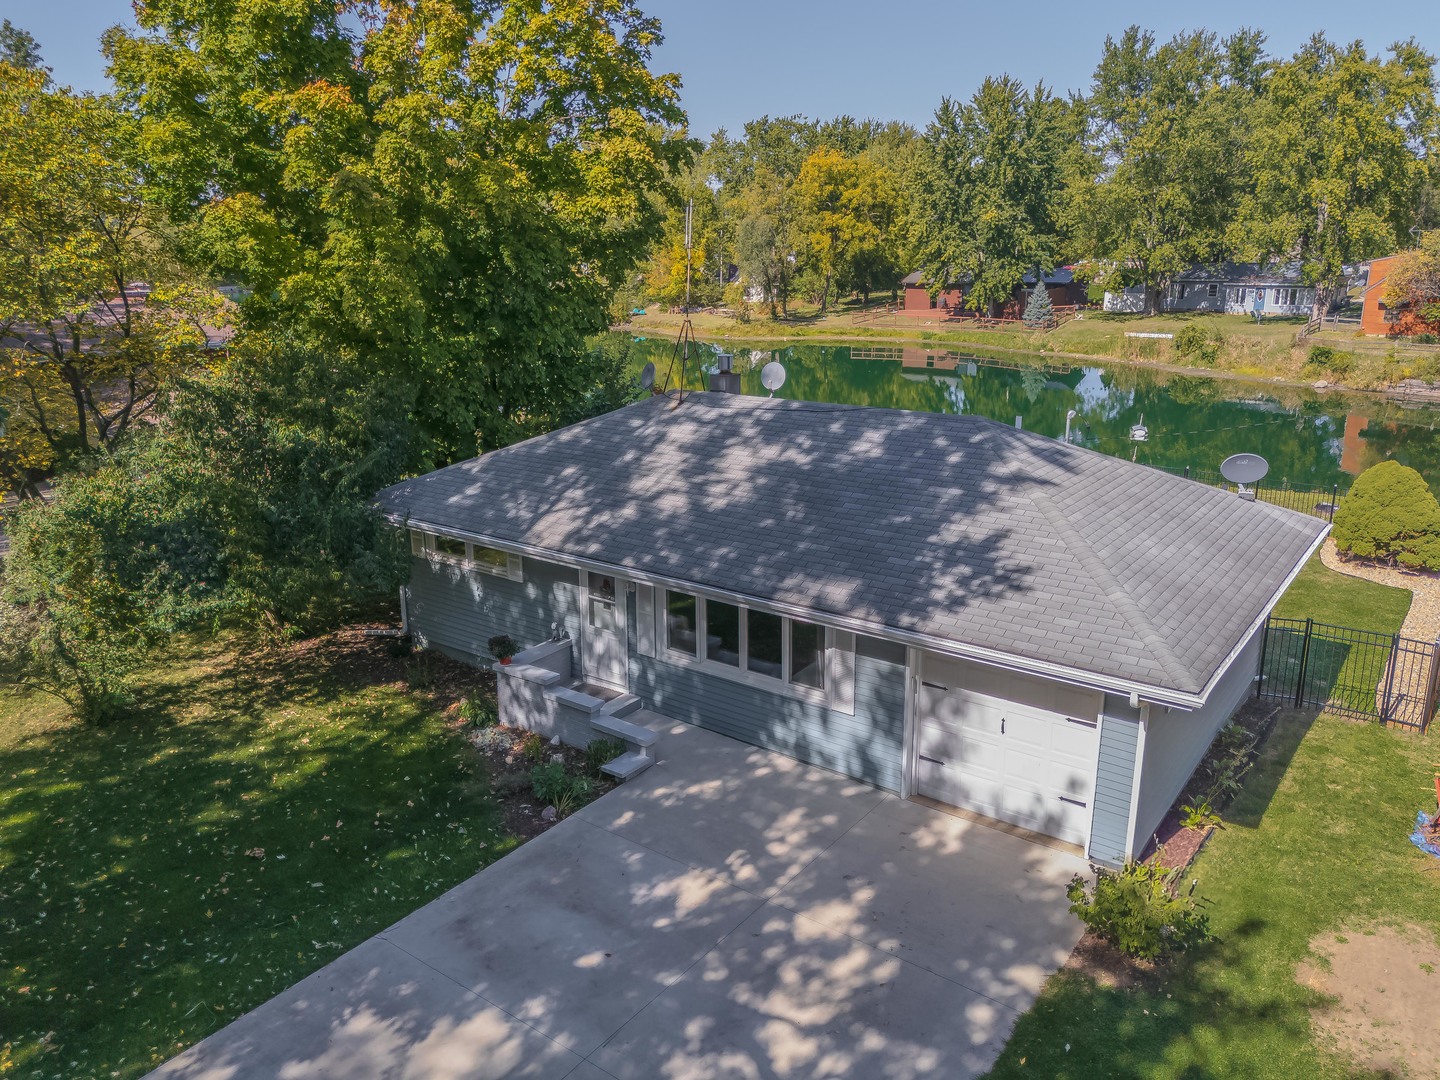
624, 338, 1440, 493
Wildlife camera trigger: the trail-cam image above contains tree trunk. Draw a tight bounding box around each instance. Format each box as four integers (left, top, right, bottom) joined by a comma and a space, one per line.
1144, 284, 1163, 316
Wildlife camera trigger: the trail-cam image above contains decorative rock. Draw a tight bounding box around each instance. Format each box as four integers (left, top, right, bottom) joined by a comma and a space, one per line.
550, 753, 565, 765
548, 735, 562, 747
540, 806, 558, 823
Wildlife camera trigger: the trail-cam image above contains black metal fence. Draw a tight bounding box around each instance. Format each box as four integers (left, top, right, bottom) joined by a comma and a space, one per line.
1256, 617, 1438, 731
1152, 465, 1345, 523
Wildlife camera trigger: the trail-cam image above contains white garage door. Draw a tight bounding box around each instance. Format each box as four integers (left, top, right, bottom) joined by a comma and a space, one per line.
915, 654, 1102, 846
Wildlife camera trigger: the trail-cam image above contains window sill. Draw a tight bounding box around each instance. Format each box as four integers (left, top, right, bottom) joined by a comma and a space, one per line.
658, 649, 828, 704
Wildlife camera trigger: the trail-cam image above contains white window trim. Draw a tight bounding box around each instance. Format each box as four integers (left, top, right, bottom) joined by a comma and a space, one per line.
659, 589, 830, 703
412, 529, 522, 581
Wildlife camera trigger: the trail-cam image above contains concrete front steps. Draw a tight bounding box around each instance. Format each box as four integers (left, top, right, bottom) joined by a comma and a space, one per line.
592, 700, 661, 781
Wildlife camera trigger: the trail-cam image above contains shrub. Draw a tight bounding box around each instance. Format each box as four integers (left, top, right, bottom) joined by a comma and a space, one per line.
1067, 862, 1211, 959
530, 761, 591, 810
585, 737, 627, 775
1331, 460, 1440, 570
1306, 344, 1354, 376
1179, 800, 1221, 830
458, 696, 498, 728
404, 651, 434, 689
1173, 324, 1209, 356
1172, 324, 1221, 366
520, 731, 549, 764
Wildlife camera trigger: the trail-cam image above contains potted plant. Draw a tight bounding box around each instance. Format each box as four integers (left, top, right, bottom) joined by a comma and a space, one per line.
488, 634, 519, 666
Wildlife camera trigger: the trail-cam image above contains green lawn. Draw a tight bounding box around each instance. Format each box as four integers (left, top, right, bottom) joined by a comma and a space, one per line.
988, 710, 1440, 1079
1272, 554, 1413, 635
0, 633, 507, 1079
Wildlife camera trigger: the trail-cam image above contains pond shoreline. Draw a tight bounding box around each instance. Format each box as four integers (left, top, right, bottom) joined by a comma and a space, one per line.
613, 319, 1439, 405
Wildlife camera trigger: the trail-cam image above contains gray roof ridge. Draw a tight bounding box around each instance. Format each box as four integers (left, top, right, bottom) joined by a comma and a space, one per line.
1028, 489, 1201, 693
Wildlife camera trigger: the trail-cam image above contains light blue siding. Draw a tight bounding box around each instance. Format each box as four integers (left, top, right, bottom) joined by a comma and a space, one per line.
1089, 695, 1141, 867
626, 595, 906, 791
404, 555, 581, 665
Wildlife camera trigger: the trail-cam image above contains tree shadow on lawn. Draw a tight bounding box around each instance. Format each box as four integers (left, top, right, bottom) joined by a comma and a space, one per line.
985, 917, 1311, 1079
1223, 704, 1320, 831
0, 633, 501, 1079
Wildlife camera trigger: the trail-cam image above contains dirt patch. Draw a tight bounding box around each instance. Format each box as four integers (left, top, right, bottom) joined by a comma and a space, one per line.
1061, 929, 1159, 990
1297, 925, 1440, 1077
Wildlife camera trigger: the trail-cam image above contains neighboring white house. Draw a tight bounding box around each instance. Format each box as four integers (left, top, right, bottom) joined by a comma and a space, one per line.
1103, 262, 1317, 316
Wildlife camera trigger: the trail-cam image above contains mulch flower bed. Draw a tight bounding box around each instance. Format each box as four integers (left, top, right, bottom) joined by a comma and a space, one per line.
1137, 700, 1284, 872
346, 628, 617, 842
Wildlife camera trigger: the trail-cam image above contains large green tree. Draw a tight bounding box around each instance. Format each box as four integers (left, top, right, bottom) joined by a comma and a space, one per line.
1067, 27, 1264, 313
1243, 35, 1437, 319
105, 0, 687, 466
911, 76, 1069, 315
0, 56, 219, 491
792, 147, 896, 312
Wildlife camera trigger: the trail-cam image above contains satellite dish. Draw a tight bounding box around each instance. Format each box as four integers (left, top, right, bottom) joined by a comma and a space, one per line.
1221, 453, 1269, 499
760, 361, 787, 397
639, 362, 656, 392
1221, 453, 1270, 485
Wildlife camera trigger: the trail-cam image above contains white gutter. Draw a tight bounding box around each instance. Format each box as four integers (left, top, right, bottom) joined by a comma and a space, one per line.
388, 512, 1252, 711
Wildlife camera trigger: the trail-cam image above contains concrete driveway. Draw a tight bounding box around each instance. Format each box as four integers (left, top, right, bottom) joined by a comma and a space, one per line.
150, 715, 1089, 1080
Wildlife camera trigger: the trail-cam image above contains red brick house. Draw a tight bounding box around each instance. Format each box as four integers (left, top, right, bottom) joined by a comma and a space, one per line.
901, 268, 1086, 317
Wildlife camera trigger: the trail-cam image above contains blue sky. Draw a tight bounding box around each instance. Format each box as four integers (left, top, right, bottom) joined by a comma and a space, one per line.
7, 1, 1440, 138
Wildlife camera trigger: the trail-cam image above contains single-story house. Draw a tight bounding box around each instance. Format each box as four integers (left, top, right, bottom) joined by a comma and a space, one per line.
1103, 262, 1316, 316
902, 268, 1086, 317
377, 393, 1327, 866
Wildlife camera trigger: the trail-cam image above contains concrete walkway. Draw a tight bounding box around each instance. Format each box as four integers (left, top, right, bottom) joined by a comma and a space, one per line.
149, 715, 1088, 1079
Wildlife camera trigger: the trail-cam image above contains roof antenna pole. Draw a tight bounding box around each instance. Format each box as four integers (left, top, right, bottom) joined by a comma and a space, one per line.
661, 198, 696, 407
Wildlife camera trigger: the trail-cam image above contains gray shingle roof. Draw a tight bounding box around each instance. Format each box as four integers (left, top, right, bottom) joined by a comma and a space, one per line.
1173, 261, 1308, 286
378, 393, 1327, 700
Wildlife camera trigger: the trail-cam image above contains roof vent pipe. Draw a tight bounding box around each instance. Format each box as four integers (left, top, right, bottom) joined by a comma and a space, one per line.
708, 352, 741, 394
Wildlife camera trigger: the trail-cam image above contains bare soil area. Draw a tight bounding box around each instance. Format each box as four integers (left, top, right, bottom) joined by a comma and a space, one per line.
1297, 925, 1440, 1078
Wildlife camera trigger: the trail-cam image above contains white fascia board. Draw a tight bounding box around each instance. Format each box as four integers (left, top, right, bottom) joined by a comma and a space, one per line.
390, 513, 1214, 710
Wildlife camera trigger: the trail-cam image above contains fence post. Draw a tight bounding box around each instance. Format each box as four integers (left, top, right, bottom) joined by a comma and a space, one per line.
1183, 466, 1190, 479
1294, 618, 1314, 709
1424, 638, 1440, 733
1329, 484, 1338, 524
1380, 633, 1401, 722
1256, 617, 1270, 699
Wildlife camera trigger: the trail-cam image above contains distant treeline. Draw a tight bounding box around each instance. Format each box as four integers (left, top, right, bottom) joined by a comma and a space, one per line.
636, 27, 1438, 320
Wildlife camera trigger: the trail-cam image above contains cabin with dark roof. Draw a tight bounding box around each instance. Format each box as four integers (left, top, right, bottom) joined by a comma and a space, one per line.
901, 269, 1086, 317
377, 392, 1326, 865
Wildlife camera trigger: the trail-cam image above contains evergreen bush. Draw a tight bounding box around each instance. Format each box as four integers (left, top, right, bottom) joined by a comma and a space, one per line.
1022, 279, 1054, 328
1331, 460, 1440, 570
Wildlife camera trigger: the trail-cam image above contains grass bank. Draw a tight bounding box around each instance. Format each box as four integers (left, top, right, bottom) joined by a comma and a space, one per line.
624, 309, 1440, 393
1272, 554, 1414, 634
0, 631, 509, 1079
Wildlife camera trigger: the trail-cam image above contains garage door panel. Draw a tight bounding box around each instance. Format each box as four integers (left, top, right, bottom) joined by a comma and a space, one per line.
916, 652, 1101, 848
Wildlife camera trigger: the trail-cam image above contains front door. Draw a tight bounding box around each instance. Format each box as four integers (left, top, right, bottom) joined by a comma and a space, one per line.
582, 572, 627, 689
